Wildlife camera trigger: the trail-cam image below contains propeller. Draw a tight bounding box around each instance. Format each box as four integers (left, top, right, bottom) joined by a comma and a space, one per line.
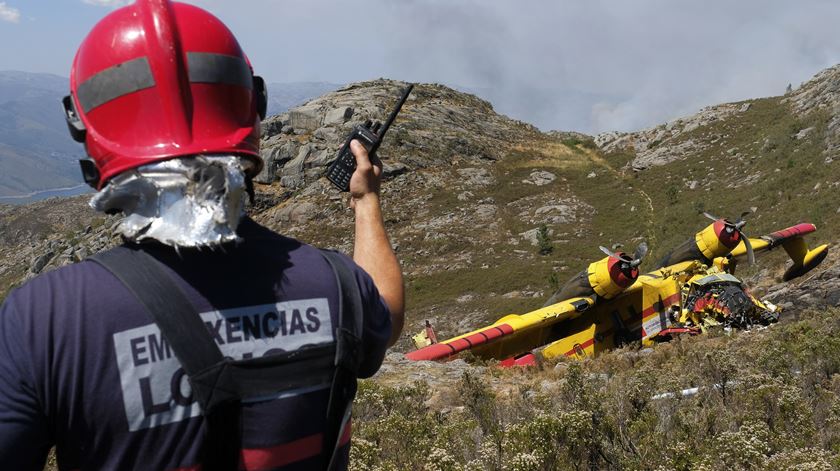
599, 241, 648, 268
702, 209, 756, 265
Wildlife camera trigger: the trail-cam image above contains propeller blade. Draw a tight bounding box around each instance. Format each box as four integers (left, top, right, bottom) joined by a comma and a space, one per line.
741, 231, 755, 265
734, 209, 752, 229
600, 245, 633, 263
703, 211, 720, 222
630, 242, 648, 267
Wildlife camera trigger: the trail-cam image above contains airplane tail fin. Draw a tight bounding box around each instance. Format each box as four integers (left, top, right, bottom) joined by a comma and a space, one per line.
730, 223, 829, 281
782, 238, 829, 281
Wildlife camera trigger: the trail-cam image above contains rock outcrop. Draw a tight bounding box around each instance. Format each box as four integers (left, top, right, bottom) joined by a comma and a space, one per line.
595, 102, 748, 170
784, 64, 840, 163
0, 196, 121, 300
596, 65, 840, 170
255, 79, 533, 187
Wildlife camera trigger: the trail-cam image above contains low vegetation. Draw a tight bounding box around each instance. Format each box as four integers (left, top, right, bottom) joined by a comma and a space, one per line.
352, 308, 840, 470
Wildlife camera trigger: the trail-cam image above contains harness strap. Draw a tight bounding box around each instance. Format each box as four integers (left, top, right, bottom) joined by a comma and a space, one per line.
90, 245, 366, 471
91, 246, 239, 470
319, 250, 364, 471
92, 246, 224, 375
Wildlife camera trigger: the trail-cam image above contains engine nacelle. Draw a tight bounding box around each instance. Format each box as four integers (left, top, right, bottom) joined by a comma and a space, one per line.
695, 220, 741, 260
588, 253, 640, 299
658, 220, 741, 267
548, 253, 640, 304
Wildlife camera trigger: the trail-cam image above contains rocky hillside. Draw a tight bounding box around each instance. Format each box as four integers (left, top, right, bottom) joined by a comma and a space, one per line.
5, 69, 840, 471
2, 72, 839, 347
593, 67, 840, 272
596, 65, 840, 171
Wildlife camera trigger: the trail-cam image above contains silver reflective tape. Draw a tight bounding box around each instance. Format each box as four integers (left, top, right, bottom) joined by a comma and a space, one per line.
76, 57, 155, 112
187, 52, 252, 89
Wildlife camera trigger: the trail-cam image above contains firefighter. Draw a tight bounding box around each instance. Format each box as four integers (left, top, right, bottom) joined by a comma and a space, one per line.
0, 1, 404, 469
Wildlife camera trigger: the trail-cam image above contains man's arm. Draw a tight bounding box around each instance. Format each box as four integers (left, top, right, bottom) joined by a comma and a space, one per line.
348, 139, 405, 346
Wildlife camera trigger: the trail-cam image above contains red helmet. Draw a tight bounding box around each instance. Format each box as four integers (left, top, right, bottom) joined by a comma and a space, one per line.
63, 0, 266, 188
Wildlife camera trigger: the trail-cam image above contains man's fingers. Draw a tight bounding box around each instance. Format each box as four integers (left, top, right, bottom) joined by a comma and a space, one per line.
350, 140, 372, 170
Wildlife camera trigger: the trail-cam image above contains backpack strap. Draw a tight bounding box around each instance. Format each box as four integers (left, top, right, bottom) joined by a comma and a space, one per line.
90, 245, 240, 470
91, 246, 365, 471
319, 250, 364, 471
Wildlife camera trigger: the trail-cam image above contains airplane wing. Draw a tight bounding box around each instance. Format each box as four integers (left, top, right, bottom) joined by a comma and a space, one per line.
729, 223, 829, 280
405, 296, 594, 362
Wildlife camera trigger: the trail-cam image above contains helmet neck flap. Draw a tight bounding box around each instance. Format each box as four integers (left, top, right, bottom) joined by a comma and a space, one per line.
90, 156, 251, 248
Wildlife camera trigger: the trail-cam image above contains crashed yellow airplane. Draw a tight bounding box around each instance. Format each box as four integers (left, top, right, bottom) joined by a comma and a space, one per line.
407, 214, 828, 365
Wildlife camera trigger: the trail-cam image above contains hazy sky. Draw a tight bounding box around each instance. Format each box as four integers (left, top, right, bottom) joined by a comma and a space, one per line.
2, 0, 839, 133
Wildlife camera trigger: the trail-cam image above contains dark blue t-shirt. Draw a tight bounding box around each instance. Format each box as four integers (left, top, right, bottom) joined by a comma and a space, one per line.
0, 219, 392, 470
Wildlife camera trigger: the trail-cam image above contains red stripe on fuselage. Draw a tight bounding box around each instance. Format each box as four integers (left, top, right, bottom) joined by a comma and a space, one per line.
405, 323, 515, 361
641, 293, 681, 318
561, 292, 681, 357
564, 337, 594, 356
405, 342, 455, 361
769, 223, 816, 241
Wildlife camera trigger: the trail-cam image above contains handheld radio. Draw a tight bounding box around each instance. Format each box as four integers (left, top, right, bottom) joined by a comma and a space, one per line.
325, 84, 414, 191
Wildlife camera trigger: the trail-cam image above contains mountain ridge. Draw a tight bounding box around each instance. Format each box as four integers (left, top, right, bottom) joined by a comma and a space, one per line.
2, 66, 837, 331
4, 66, 838, 471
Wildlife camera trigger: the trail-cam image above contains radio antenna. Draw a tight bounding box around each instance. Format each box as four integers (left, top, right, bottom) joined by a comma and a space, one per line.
376, 84, 414, 141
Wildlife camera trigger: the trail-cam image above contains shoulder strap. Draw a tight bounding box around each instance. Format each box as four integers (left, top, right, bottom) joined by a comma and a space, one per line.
91, 246, 225, 376
91, 246, 338, 405
90, 245, 240, 471
91, 246, 365, 471
319, 250, 364, 471
320, 250, 364, 370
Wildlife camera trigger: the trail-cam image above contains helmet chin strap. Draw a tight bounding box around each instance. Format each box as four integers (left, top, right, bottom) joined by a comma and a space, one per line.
90, 156, 251, 249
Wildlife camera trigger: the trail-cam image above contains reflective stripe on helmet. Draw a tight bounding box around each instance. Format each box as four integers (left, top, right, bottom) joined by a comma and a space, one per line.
76, 53, 252, 113
76, 57, 156, 113
68, 1, 264, 187
187, 52, 253, 89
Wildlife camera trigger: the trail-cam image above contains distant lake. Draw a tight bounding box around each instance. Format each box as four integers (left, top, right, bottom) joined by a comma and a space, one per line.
0, 185, 93, 205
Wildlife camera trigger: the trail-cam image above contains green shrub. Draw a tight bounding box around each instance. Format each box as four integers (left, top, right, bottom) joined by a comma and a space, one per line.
349, 308, 840, 469
536, 224, 552, 256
